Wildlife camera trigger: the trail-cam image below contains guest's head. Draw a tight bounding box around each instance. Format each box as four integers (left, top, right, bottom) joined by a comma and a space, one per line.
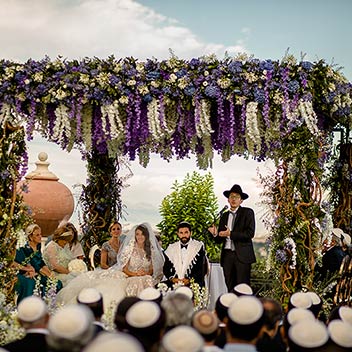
192, 310, 219, 343
25, 224, 42, 245
126, 300, 166, 351
177, 221, 192, 245
328, 305, 352, 324
109, 221, 122, 238
161, 325, 204, 352
47, 304, 94, 352
283, 307, 315, 334
306, 291, 323, 318
233, 283, 253, 297
82, 332, 144, 352
114, 296, 141, 332
226, 295, 265, 344
52, 227, 73, 247
288, 320, 329, 351
215, 292, 238, 322
174, 286, 194, 301
138, 287, 163, 304
161, 292, 194, 329
64, 222, 79, 244
17, 295, 48, 329
259, 297, 283, 337
77, 288, 104, 321
327, 319, 352, 351
288, 291, 312, 311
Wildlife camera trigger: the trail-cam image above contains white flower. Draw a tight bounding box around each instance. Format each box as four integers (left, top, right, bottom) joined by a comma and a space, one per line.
169, 73, 177, 83
118, 96, 129, 105
127, 79, 136, 86
68, 259, 87, 273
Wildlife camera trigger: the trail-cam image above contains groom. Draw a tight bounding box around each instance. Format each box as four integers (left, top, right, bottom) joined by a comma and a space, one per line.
163, 221, 207, 287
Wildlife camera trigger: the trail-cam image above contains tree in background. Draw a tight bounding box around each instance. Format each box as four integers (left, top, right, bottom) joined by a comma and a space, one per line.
157, 171, 221, 262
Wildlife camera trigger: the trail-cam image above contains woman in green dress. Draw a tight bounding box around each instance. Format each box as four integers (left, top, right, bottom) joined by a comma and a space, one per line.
14, 224, 62, 303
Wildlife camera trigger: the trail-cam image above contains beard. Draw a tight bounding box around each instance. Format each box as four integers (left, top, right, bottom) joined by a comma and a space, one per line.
180, 237, 190, 244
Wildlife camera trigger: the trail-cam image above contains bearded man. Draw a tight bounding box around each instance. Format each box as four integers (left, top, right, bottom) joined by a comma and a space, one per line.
163, 221, 207, 287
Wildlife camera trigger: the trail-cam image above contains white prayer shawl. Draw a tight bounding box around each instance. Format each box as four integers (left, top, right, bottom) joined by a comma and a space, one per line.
165, 239, 203, 279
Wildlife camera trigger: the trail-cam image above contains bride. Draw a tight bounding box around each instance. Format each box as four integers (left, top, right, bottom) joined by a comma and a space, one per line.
56, 223, 164, 310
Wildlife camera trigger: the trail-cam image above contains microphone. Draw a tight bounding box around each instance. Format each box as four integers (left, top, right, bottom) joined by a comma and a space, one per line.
216, 205, 228, 218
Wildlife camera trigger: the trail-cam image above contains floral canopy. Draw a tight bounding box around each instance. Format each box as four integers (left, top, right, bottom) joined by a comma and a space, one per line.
1, 53, 351, 168
0, 53, 351, 304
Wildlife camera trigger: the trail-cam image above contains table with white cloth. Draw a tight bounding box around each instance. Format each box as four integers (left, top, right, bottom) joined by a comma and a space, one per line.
206, 262, 227, 310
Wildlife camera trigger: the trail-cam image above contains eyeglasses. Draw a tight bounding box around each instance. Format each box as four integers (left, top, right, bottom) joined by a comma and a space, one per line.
229, 195, 241, 200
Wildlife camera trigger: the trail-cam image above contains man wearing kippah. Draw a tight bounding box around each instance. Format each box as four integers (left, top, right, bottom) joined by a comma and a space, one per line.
209, 184, 256, 292
163, 221, 207, 287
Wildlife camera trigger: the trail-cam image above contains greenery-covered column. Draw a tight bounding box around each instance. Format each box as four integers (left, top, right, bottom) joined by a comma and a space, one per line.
263, 126, 327, 304
0, 118, 31, 301
79, 151, 123, 256
333, 143, 352, 232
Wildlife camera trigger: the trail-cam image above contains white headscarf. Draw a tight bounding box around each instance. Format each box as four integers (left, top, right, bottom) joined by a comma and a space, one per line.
112, 223, 165, 281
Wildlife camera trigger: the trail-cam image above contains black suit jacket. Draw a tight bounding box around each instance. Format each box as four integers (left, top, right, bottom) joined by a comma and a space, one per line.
216, 206, 256, 265
4, 332, 48, 352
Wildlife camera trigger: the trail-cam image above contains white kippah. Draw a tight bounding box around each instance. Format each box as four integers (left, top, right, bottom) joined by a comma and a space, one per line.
162, 325, 204, 352
77, 288, 102, 304
287, 308, 315, 326
126, 301, 160, 328
138, 287, 161, 301
219, 292, 238, 307
306, 291, 321, 305
332, 228, 344, 237
48, 304, 93, 339
82, 332, 144, 352
17, 296, 47, 322
228, 296, 263, 325
328, 319, 352, 348
339, 306, 352, 325
175, 286, 193, 300
233, 283, 253, 296
290, 292, 312, 309
288, 320, 328, 348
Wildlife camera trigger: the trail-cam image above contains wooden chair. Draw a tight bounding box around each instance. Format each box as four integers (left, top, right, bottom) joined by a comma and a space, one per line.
88, 244, 101, 269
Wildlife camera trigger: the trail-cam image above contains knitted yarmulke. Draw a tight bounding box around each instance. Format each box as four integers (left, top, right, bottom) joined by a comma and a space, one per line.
228, 296, 263, 325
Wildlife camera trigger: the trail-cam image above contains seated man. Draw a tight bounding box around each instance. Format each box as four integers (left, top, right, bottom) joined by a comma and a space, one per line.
163, 221, 207, 287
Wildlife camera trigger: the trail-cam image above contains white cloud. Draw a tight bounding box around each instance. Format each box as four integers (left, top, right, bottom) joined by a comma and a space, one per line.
0, 0, 247, 61
4, 0, 269, 238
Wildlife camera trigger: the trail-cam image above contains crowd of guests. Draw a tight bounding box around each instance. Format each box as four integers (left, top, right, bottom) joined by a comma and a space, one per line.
2, 285, 352, 351
8, 219, 351, 351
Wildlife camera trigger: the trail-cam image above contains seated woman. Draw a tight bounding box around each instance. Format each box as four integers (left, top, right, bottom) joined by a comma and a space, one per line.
118, 223, 164, 296
56, 223, 164, 310
100, 221, 123, 269
66, 222, 85, 260
42, 226, 78, 286
14, 224, 62, 303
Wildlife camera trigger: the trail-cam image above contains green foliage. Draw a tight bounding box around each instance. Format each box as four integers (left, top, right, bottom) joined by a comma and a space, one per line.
79, 151, 123, 255
0, 119, 32, 301
157, 172, 221, 261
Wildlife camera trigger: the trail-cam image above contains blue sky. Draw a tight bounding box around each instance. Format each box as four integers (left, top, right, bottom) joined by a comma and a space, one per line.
1, 0, 350, 236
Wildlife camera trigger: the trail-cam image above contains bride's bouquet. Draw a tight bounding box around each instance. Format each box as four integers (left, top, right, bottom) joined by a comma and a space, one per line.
68, 259, 88, 273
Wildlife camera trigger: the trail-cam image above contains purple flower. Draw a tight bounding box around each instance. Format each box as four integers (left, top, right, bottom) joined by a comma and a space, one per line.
253, 86, 265, 103
301, 61, 313, 71
276, 249, 288, 263
288, 80, 299, 93
184, 85, 196, 96
204, 84, 221, 99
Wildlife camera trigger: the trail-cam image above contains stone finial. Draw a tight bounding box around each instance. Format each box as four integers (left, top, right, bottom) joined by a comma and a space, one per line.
25, 152, 59, 181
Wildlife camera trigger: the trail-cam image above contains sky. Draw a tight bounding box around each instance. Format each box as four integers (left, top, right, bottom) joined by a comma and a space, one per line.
1, 0, 351, 238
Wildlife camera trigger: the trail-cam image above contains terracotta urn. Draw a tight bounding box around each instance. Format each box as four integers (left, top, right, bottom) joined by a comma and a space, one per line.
18, 152, 74, 237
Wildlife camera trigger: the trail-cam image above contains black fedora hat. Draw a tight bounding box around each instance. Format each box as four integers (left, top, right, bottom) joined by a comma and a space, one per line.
223, 184, 248, 200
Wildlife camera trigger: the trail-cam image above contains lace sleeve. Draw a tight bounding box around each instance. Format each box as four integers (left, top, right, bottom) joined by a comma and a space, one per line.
43, 242, 60, 270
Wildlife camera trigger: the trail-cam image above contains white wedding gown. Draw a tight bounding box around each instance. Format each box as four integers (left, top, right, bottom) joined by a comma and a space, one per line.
56, 267, 127, 312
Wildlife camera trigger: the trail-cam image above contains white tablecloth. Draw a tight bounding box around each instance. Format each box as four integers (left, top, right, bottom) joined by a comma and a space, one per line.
206, 263, 227, 310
